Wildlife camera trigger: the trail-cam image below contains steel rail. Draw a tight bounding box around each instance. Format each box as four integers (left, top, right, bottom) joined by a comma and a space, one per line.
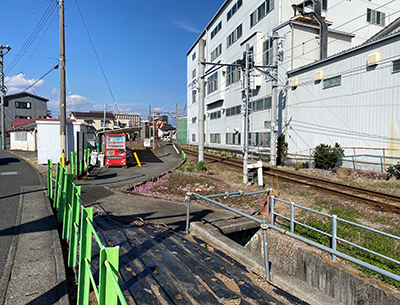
182, 148, 400, 213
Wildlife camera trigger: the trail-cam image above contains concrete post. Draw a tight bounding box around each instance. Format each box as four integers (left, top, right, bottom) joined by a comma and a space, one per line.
198, 39, 205, 162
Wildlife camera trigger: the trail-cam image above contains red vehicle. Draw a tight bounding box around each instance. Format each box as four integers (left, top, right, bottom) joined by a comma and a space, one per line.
105, 134, 126, 167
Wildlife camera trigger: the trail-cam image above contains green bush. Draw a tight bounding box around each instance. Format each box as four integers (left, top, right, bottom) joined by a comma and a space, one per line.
196, 161, 207, 171
387, 162, 400, 179
277, 134, 288, 166
313, 143, 344, 170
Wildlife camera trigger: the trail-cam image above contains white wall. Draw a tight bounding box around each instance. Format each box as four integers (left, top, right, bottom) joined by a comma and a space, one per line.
10, 130, 36, 151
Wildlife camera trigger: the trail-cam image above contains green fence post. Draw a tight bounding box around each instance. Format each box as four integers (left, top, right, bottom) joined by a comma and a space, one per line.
58, 168, 69, 224
74, 151, 78, 176
77, 207, 93, 305
68, 185, 81, 267
47, 159, 53, 200
70, 151, 74, 175
99, 247, 120, 305
62, 174, 75, 240
79, 160, 83, 175
54, 163, 63, 209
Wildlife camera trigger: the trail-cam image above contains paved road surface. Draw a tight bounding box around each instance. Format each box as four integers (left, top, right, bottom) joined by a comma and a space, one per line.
0, 150, 41, 280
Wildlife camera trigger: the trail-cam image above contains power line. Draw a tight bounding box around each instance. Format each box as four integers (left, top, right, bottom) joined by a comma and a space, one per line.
73, 0, 120, 113
5, 0, 58, 76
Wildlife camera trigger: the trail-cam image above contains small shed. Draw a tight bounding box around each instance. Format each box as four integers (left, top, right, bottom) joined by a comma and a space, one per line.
9, 122, 37, 151
36, 120, 87, 164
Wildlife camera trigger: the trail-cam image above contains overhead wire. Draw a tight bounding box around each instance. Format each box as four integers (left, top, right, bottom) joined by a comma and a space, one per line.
73, 0, 120, 113
21, 61, 59, 93
5, 0, 58, 76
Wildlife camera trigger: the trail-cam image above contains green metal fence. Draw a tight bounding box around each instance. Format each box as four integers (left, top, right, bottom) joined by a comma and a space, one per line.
69, 147, 93, 177
47, 159, 127, 305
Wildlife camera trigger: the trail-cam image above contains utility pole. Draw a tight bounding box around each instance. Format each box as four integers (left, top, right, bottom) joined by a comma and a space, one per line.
103, 103, 106, 132
270, 31, 279, 166
175, 103, 178, 144
59, 0, 66, 167
243, 44, 251, 184
198, 39, 205, 162
0, 45, 11, 150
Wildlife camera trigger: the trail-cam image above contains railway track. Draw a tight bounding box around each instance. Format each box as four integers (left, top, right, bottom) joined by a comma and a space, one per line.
183, 148, 400, 214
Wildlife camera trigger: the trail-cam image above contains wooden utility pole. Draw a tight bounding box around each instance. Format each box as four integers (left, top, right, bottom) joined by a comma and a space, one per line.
0, 45, 11, 150
59, 0, 66, 167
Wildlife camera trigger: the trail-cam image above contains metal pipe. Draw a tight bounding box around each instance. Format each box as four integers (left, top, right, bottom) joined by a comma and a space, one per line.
262, 219, 270, 282
186, 197, 191, 233
332, 215, 337, 261
268, 223, 400, 283
189, 192, 261, 224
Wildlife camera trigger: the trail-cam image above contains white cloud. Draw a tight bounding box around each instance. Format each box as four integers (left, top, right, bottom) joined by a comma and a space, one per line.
4, 73, 45, 94
47, 92, 97, 117
174, 21, 200, 34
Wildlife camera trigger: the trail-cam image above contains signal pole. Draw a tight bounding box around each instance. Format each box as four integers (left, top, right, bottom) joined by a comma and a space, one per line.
270, 31, 279, 166
243, 44, 251, 184
198, 39, 205, 162
59, 0, 66, 166
0, 44, 11, 150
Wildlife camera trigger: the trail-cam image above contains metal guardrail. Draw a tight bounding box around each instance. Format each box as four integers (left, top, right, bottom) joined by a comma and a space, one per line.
185, 191, 400, 284
47, 159, 127, 305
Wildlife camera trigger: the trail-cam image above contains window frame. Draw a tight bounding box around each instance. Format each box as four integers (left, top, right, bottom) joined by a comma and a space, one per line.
207, 71, 218, 94
15, 101, 31, 109
393, 59, 400, 74
323, 75, 341, 89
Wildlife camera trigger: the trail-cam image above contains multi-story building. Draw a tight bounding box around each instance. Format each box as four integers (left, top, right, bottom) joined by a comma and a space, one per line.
2, 92, 48, 127
186, 0, 400, 167
114, 113, 141, 128
68, 111, 116, 130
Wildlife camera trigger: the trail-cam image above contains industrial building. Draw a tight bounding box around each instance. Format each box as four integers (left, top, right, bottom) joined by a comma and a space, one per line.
186, 0, 400, 171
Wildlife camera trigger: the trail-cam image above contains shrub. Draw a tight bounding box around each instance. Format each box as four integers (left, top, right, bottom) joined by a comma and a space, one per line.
303, 161, 309, 169
196, 161, 207, 171
387, 162, 400, 179
313, 143, 344, 170
277, 134, 288, 166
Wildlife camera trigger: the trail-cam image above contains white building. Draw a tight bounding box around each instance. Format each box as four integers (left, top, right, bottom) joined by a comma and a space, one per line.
186, 0, 400, 170
286, 24, 400, 171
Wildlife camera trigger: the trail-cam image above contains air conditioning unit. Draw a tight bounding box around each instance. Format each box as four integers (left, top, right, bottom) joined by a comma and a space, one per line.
367, 52, 380, 66
314, 70, 323, 81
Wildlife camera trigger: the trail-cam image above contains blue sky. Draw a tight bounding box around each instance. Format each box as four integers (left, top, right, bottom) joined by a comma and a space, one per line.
1, 0, 224, 122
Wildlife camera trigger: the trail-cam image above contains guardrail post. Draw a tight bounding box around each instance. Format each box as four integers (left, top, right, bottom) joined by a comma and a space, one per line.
270, 196, 275, 225
68, 185, 81, 267
77, 207, 93, 305
261, 219, 270, 282
186, 195, 191, 233
47, 159, 53, 200
54, 163, 63, 208
70, 151, 74, 175
62, 174, 75, 240
290, 202, 295, 233
99, 247, 120, 305
58, 168, 68, 224
74, 151, 78, 177
332, 214, 337, 262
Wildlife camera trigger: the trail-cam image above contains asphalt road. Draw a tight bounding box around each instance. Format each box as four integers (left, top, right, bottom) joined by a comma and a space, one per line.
0, 150, 41, 280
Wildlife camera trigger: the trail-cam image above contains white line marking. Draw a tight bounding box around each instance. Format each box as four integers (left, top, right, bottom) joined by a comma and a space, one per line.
1, 172, 18, 175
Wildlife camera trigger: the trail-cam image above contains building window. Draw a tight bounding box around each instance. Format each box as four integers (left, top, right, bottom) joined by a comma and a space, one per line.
3, 100, 8, 107
192, 134, 196, 141
263, 38, 273, 66
15, 102, 31, 109
192, 52, 196, 60
207, 71, 218, 94
249, 97, 272, 112
211, 21, 222, 40
248, 132, 271, 147
227, 60, 241, 86
210, 133, 221, 143
226, 132, 241, 145
250, 0, 274, 27
101, 120, 110, 127
227, 0, 243, 21
84, 120, 94, 126
323, 75, 341, 89
227, 24, 242, 48
226, 105, 241, 117
322, 0, 327, 11
393, 59, 400, 73
210, 110, 221, 120
210, 44, 222, 61
367, 8, 385, 26
192, 117, 197, 123
192, 68, 196, 79
15, 116, 32, 119
192, 90, 197, 103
